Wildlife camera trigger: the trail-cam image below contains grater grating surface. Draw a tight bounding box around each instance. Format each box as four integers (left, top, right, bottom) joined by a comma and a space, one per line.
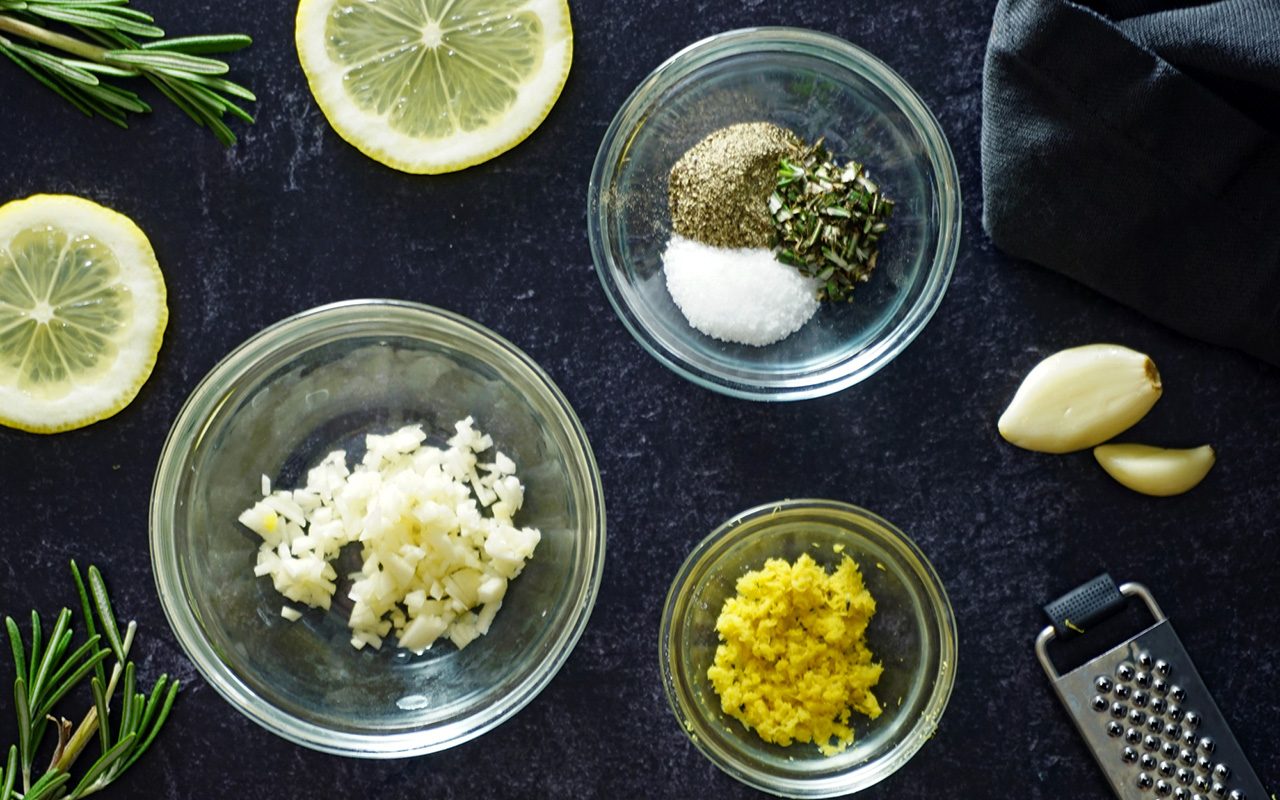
1036, 582, 1268, 800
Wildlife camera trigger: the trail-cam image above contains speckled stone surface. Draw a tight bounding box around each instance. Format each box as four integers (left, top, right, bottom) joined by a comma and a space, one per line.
2, 1, 1277, 798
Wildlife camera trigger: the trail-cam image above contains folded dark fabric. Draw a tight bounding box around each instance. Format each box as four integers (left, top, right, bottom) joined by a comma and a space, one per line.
981, 0, 1280, 365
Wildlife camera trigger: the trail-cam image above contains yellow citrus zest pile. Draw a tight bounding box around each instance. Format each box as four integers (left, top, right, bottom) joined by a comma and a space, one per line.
707, 552, 882, 756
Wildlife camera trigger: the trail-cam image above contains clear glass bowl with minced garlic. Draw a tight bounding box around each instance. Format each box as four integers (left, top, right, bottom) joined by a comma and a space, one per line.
588, 28, 961, 401
659, 500, 957, 798
150, 300, 606, 757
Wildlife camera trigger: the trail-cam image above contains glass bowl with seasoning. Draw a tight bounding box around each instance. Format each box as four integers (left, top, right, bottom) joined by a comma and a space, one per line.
588, 28, 960, 400
659, 499, 957, 797
150, 299, 606, 757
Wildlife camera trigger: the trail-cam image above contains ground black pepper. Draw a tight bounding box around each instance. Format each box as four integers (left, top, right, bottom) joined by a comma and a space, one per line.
667, 122, 800, 249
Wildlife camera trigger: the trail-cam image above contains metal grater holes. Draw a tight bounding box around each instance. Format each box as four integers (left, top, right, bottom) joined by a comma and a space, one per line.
1100, 654, 1241, 797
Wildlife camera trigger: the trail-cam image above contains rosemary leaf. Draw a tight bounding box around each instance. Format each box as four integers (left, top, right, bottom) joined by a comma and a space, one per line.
157, 67, 255, 101
70, 561, 105, 688
128, 693, 145, 741
186, 72, 255, 101
13, 677, 31, 772
24, 769, 70, 800
25, 6, 122, 29
30, 610, 72, 706
64, 57, 133, 75
78, 79, 148, 113
27, 611, 42, 690
2, 745, 16, 800
91, 6, 156, 25
140, 32, 250, 54
121, 680, 177, 771
133, 674, 167, 736
104, 48, 226, 75
4, 618, 26, 683
116, 662, 136, 741
11, 1, 131, 5
68, 733, 135, 798
90, 675, 112, 754
86, 566, 122, 663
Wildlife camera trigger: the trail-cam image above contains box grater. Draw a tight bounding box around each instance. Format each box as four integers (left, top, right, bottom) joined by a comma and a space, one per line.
1035, 574, 1269, 800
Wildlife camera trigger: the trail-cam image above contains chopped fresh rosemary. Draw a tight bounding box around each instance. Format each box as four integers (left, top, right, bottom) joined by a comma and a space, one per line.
0, 562, 179, 800
770, 138, 895, 302
0, 0, 254, 145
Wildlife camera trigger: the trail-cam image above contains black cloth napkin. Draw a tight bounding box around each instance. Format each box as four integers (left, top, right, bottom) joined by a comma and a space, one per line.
981, 0, 1280, 366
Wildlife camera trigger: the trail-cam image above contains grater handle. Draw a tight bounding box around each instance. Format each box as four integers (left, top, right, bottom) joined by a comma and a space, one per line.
1035, 581, 1166, 681
1046, 573, 1124, 636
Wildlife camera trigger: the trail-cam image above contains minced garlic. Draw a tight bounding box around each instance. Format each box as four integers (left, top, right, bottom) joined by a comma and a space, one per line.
707, 552, 882, 756
238, 418, 540, 654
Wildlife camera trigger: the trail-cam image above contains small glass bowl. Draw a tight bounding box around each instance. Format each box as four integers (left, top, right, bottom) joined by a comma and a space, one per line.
660, 500, 957, 797
588, 28, 961, 400
150, 300, 606, 757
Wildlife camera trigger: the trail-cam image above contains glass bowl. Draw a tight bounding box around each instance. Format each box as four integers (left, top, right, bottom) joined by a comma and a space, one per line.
660, 500, 957, 797
588, 28, 961, 400
150, 299, 606, 757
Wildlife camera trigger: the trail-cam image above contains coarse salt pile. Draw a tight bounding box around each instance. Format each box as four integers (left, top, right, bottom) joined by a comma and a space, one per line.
663, 235, 820, 347
238, 417, 540, 654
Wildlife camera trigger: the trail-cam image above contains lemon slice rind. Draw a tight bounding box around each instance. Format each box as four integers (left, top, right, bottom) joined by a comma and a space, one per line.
0, 194, 167, 434
295, 0, 572, 174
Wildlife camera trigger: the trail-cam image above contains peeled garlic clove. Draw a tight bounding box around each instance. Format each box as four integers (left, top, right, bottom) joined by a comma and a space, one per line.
998, 344, 1162, 453
1094, 444, 1215, 496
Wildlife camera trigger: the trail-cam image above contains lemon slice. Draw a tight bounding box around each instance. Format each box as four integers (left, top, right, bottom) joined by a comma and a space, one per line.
0, 195, 167, 434
296, 0, 573, 174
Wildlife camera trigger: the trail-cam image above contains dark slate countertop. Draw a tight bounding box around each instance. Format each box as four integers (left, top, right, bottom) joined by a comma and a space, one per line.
2, 1, 1277, 798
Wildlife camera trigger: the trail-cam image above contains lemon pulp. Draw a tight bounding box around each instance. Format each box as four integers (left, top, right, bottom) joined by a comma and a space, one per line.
0, 195, 167, 433
297, 0, 572, 173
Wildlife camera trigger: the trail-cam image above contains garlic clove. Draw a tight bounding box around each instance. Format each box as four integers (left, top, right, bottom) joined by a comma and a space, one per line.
998, 344, 1162, 453
1093, 444, 1215, 497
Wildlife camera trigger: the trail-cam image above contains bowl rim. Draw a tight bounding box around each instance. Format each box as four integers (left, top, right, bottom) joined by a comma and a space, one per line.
587, 27, 962, 401
149, 298, 607, 758
658, 499, 958, 797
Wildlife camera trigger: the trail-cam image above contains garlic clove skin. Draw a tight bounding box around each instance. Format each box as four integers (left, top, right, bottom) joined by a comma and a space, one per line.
1094, 444, 1215, 497
998, 344, 1162, 453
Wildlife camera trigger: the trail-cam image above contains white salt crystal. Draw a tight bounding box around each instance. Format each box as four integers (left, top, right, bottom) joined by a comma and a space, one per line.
662, 235, 820, 347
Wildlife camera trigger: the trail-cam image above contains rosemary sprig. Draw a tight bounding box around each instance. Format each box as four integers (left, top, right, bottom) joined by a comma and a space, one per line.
0, 0, 254, 145
770, 138, 896, 302
0, 562, 180, 800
